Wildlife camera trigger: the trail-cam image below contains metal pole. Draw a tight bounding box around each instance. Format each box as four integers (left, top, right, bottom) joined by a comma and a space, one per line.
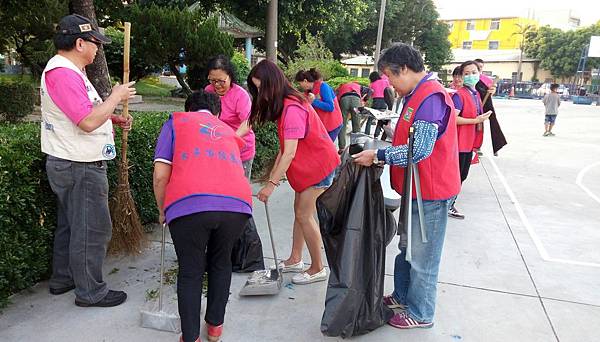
373, 0, 387, 71
266, 0, 278, 62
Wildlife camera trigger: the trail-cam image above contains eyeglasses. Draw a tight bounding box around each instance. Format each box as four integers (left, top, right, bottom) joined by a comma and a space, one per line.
207, 76, 229, 86
83, 38, 102, 48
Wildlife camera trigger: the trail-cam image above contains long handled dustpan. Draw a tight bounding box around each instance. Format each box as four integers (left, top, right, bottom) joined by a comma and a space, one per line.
239, 201, 283, 296
140, 223, 180, 332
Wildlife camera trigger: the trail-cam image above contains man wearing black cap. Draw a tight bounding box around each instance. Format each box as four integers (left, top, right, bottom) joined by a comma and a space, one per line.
41, 14, 136, 307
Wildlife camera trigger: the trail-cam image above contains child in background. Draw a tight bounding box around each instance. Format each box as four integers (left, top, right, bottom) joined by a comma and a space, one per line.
543, 84, 561, 137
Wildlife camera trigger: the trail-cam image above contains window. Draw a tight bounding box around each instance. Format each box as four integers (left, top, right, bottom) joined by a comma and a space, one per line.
350, 68, 359, 77
447, 21, 454, 31
488, 41, 499, 50
361, 68, 371, 78
462, 41, 472, 49
466, 20, 475, 30
490, 19, 500, 30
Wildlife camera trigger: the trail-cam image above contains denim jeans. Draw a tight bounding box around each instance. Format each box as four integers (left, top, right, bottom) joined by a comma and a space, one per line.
46, 155, 112, 304
392, 197, 453, 323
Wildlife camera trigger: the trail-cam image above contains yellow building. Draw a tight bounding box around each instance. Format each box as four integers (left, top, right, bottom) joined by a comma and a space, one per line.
443, 17, 538, 50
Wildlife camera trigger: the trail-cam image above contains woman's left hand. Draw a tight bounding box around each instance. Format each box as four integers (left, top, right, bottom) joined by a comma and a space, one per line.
488, 85, 497, 94
257, 184, 275, 203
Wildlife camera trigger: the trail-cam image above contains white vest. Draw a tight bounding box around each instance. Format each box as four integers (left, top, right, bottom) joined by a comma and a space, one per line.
40, 55, 116, 162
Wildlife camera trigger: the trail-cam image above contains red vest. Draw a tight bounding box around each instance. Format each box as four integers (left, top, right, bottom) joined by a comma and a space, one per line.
164, 111, 252, 211
455, 87, 482, 152
311, 80, 343, 132
391, 80, 461, 200
337, 82, 361, 98
278, 98, 340, 193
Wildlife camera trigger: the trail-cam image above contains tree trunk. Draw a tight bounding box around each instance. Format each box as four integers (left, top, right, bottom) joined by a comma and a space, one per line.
70, 0, 112, 100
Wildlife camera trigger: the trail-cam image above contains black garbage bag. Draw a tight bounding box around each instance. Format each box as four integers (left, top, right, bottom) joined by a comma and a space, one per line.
317, 158, 396, 338
231, 217, 265, 272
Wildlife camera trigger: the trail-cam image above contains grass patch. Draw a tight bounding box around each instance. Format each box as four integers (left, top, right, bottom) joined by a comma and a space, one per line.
135, 76, 176, 97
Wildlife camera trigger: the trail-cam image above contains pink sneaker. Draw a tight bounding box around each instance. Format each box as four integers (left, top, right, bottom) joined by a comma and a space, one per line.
388, 312, 433, 329
382, 295, 407, 310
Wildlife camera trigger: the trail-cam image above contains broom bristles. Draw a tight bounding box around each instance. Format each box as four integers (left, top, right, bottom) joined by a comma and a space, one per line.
108, 158, 147, 255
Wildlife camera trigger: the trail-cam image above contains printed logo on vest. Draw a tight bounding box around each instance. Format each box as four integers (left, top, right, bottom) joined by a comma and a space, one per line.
102, 144, 116, 159
198, 123, 224, 140
403, 107, 414, 122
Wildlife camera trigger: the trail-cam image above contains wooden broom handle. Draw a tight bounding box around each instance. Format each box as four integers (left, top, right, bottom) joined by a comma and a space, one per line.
122, 22, 131, 119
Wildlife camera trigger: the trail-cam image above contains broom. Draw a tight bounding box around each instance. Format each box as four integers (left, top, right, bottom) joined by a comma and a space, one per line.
108, 22, 146, 254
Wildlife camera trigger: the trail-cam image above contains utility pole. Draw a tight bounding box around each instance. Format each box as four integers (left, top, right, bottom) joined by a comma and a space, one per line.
373, 0, 387, 71
266, 0, 278, 62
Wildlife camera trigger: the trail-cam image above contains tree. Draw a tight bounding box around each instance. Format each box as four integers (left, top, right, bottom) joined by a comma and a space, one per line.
0, 1, 67, 78
284, 34, 348, 81
513, 23, 535, 82
127, 4, 234, 95
70, 0, 112, 99
524, 24, 600, 80
416, 20, 452, 71
103, 26, 161, 82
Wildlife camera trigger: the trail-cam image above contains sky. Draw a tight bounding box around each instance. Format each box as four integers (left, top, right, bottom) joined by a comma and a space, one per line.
434, 0, 600, 26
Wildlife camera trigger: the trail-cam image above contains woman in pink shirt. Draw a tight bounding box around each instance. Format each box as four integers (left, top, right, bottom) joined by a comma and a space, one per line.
205, 55, 255, 178
366, 71, 392, 138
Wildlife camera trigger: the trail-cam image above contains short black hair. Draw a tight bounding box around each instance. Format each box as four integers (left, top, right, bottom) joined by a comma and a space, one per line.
474, 58, 484, 64
369, 71, 381, 82
550, 83, 559, 91
206, 55, 237, 84
294, 68, 321, 82
459, 60, 480, 75
377, 43, 425, 74
185, 90, 221, 115
452, 66, 462, 77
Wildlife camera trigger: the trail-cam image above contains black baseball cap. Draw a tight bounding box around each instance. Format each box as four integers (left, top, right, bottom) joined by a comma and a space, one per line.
56, 14, 111, 44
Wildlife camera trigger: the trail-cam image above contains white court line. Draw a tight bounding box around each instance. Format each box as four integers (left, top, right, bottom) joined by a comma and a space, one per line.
486, 156, 600, 268
576, 161, 600, 206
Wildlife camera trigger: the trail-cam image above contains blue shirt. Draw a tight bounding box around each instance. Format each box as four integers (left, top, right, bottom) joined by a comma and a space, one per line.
311, 82, 336, 112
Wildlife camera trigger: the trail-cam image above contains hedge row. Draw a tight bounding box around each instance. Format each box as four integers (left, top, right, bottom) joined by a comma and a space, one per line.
0, 111, 279, 307
0, 81, 36, 122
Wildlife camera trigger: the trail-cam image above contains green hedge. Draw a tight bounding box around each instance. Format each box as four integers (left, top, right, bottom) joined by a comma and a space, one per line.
0, 110, 279, 307
0, 81, 35, 122
0, 123, 55, 308
327, 76, 370, 91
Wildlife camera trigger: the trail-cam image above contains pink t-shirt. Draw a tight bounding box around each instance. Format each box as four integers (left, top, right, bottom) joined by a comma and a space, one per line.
205, 83, 255, 161
370, 78, 390, 98
45, 67, 94, 125
283, 104, 308, 139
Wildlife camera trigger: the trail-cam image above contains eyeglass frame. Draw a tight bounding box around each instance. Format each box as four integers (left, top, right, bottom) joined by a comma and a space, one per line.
207, 76, 230, 86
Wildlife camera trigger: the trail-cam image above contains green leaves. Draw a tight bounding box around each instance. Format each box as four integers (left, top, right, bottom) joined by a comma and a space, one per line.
0, 81, 35, 122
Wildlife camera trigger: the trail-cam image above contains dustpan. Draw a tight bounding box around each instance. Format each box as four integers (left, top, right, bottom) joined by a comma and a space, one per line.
140, 223, 181, 332
239, 201, 283, 296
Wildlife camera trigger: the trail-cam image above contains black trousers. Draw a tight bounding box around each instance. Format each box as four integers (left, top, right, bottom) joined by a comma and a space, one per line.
458, 152, 473, 183
169, 211, 249, 342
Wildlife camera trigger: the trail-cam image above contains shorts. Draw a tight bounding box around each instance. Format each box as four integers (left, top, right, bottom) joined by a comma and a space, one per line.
545, 115, 557, 124
314, 170, 335, 189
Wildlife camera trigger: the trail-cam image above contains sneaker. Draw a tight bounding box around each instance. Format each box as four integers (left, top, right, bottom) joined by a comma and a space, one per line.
207, 323, 222, 342
388, 312, 433, 329
548, 132, 555, 136
543, 132, 550, 136
74, 290, 127, 307
382, 295, 407, 310
272, 260, 304, 273
448, 205, 465, 220
49, 284, 75, 295
292, 268, 328, 285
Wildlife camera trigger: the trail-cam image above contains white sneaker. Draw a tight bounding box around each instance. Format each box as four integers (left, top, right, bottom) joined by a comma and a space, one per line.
292, 268, 328, 285
271, 260, 304, 273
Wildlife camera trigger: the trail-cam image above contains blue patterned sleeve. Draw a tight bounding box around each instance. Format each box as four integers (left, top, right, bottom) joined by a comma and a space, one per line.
377, 120, 438, 167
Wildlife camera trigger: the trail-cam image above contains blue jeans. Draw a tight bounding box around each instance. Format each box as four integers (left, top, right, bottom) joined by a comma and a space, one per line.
328, 124, 343, 142
392, 197, 453, 323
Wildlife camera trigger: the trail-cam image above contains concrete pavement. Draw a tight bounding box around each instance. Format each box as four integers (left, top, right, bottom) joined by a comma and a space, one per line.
1, 98, 599, 342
